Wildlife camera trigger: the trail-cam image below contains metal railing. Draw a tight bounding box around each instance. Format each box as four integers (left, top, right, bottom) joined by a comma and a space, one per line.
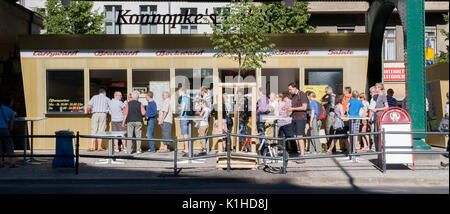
1, 129, 448, 175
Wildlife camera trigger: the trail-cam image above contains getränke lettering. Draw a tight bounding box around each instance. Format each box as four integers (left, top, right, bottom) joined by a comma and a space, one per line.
116, 9, 218, 27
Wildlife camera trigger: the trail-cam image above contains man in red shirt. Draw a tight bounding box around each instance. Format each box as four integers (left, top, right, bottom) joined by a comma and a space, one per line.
287, 82, 309, 164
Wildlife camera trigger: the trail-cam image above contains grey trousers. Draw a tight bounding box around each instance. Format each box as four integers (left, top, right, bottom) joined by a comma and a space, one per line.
309, 119, 322, 153
127, 122, 142, 153
161, 122, 172, 146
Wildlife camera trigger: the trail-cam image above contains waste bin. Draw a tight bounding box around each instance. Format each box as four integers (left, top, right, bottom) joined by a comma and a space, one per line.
52, 130, 74, 168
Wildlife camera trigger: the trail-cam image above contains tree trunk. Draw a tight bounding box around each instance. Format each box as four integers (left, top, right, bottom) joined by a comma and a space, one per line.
233, 55, 242, 152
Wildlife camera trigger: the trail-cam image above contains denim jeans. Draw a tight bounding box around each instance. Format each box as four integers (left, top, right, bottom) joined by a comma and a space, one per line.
147, 118, 156, 151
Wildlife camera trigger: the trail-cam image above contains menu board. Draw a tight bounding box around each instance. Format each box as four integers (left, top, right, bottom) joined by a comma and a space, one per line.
48, 98, 84, 113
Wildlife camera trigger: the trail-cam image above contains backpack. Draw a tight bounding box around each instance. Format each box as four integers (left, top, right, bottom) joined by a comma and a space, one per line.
317, 102, 326, 120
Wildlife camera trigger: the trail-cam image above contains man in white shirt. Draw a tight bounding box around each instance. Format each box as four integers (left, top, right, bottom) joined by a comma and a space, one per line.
87, 88, 110, 151
109, 91, 126, 152
158, 91, 173, 152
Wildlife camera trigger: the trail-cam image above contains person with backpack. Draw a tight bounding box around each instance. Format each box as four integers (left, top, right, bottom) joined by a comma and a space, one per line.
287, 82, 309, 164
178, 88, 190, 155
321, 86, 336, 151
307, 92, 323, 154
0, 96, 16, 168
348, 90, 366, 151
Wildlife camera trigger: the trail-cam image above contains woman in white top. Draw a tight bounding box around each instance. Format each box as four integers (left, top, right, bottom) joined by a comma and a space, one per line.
358, 93, 370, 152
269, 92, 279, 116
197, 100, 211, 155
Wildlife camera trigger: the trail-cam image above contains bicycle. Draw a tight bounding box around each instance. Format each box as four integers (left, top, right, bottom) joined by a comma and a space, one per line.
257, 123, 283, 166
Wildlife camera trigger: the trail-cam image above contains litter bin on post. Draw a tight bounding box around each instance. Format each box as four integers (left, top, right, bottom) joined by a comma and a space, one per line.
52, 130, 74, 168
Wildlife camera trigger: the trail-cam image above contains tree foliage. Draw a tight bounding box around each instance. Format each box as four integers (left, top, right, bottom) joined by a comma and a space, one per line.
39, 0, 104, 34
207, 0, 314, 72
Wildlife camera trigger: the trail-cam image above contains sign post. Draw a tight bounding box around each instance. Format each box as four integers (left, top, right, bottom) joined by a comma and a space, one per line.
378, 107, 415, 171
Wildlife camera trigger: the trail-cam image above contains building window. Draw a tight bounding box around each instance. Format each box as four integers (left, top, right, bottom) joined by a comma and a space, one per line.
105, 5, 121, 34
337, 26, 355, 33
305, 69, 343, 95
140, 5, 157, 34
180, 8, 197, 34
47, 70, 84, 113
425, 27, 437, 55
383, 27, 396, 61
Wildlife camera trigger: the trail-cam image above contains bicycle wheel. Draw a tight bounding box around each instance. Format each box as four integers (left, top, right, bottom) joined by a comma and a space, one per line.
260, 147, 271, 165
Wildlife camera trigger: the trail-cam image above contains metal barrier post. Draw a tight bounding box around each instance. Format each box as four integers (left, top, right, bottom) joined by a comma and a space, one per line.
382, 128, 387, 174
282, 137, 287, 174
174, 137, 178, 176
227, 132, 231, 172
75, 131, 79, 175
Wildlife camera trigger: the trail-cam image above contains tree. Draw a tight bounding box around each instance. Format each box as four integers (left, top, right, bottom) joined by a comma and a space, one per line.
261, 1, 315, 33
207, 0, 314, 137
207, 0, 275, 139
436, 14, 448, 63
39, 0, 104, 34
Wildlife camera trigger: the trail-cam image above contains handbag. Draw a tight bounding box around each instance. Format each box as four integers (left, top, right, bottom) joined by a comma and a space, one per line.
438, 116, 449, 132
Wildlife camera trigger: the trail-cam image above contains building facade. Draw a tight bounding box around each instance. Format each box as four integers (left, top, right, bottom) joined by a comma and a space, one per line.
19, 0, 449, 100
19, 33, 370, 149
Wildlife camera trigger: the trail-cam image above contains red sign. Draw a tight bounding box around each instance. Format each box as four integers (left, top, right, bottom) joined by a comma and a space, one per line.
328, 49, 354, 55
384, 67, 405, 81
155, 50, 205, 56
379, 107, 411, 124
276, 49, 310, 56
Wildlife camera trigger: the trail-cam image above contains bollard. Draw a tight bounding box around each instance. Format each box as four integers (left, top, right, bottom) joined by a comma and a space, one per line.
226, 132, 231, 172
282, 138, 287, 174
174, 137, 178, 176
75, 131, 79, 175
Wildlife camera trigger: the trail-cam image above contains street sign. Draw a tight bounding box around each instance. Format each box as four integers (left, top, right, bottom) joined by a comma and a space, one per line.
379, 107, 415, 169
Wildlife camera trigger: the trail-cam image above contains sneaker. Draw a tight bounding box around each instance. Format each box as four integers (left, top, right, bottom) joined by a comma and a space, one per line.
114, 149, 120, 153
137, 151, 142, 154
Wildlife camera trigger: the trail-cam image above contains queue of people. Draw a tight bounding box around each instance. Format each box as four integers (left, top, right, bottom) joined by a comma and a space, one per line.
251, 82, 397, 164
86, 88, 173, 154
84, 82, 434, 160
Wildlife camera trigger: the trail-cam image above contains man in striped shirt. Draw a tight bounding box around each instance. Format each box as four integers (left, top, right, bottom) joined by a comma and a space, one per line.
87, 88, 111, 151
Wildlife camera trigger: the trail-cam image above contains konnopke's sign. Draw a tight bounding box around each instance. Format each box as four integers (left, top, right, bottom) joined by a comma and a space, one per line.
116, 9, 218, 27
21, 49, 368, 58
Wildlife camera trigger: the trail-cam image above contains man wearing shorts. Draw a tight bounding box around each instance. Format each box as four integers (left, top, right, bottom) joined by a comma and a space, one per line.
287, 82, 308, 164
87, 88, 110, 151
109, 91, 126, 152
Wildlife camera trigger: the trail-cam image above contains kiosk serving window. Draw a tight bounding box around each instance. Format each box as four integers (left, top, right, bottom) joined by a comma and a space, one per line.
305, 68, 343, 95
46, 70, 84, 113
